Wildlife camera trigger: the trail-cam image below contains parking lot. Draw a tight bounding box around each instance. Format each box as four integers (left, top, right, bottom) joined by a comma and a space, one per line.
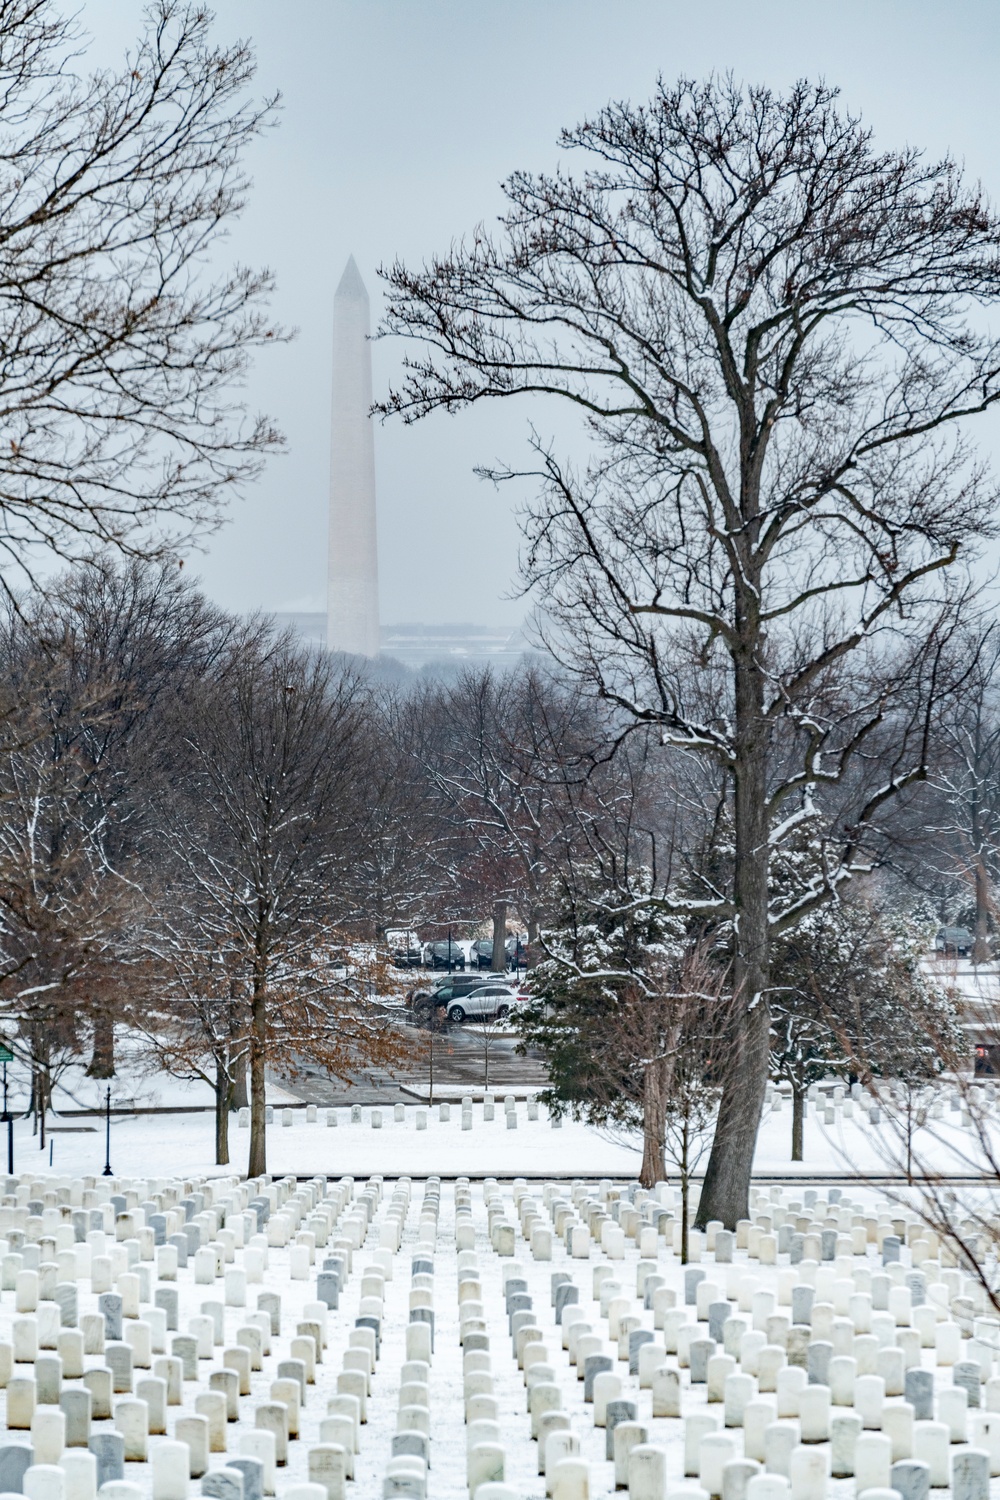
279, 1005, 550, 1106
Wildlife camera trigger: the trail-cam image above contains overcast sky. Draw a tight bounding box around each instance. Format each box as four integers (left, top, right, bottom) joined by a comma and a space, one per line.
86, 0, 1000, 626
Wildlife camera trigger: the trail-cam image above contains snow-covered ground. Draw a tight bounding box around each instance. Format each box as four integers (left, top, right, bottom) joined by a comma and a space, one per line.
19, 1061, 300, 1119
0, 1049, 996, 1500
19, 1089, 993, 1186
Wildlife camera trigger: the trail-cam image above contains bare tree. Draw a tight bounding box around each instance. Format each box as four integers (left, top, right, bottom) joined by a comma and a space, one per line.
769, 1004, 835, 1164
416, 668, 609, 960
414, 671, 538, 957
349, 687, 445, 942
0, 0, 282, 588
661, 1027, 723, 1265
844, 984, 1000, 1291
379, 77, 999, 1225
128, 893, 248, 1167
925, 626, 1000, 961
0, 629, 139, 1147
147, 631, 407, 1175
468, 1007, 511, 1093
132, 910, 389, 1168
525, 934, 731, 1198
18, 558, 239, 1077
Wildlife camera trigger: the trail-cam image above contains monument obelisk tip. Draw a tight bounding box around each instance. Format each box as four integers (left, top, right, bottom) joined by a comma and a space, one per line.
335, 254, 368, 302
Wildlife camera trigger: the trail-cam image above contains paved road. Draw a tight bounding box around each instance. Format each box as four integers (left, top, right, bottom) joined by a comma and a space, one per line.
281, 1012, 549, 1105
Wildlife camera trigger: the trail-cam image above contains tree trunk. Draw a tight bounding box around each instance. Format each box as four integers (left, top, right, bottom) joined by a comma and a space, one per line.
639, 1059, 667, 1189
791, 1086, 804, 1162
247, 979, 267, 1177
973, 858, 991, 964
697, 633, 770, 1230
491, 900, 507, 972
215, 1055, 230, 1166
526, 909, 541, 969
230, 1046, 249, 1110
86, 1014, 115, 1078
697, 899, 770, 1230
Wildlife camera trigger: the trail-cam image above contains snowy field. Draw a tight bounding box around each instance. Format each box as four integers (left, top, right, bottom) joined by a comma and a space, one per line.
21, 1090, 998, 1185
3, 1101, 889, 1185
27, 1028, 996, 1184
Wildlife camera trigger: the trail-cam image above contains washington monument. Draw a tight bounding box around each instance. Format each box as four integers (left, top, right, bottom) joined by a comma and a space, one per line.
327, 256, 379, 657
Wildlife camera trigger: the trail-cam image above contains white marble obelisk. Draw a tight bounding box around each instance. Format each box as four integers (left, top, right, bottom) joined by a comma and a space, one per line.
326, 255, 380, 657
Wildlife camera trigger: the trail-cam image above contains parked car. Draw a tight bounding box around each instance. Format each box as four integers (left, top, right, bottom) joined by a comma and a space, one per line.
472, 935, 529, 970
444, 983, 522, 1022
471, 939, 495, 969
408, 974, 484, 1012
471, 938, 512, 970
976, 1042, 1000, 1076
386, 928, 422, 968
505, 934, 528, 968
423, 940, 466, 971
935, 925, 973, 958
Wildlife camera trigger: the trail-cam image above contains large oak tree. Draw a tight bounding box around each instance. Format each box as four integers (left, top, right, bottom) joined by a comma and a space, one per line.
379, 77, 1000, 1224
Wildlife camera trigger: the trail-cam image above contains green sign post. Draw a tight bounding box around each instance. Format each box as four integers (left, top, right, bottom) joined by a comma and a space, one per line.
0, 1049, 12, 1173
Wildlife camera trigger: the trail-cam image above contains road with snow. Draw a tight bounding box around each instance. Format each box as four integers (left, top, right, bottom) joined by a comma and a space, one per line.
281, 1012, 550, 1105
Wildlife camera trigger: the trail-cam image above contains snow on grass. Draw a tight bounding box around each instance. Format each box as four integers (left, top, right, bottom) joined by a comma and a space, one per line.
20, 1090, 998, 1185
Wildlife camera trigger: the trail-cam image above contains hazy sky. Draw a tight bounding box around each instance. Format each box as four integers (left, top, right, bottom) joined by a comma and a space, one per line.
85, 0, 1000, 626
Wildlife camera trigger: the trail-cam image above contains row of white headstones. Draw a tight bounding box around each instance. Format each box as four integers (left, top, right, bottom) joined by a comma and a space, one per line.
237, 1100, 547, 1131
444, 1172, 1000, 1500
0, 1169, 438, 1500
235, 1076, 999, 1137
0, 1164, 998, 1500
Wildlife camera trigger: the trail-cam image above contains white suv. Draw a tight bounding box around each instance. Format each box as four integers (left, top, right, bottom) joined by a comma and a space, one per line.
445, 984, 519, 1022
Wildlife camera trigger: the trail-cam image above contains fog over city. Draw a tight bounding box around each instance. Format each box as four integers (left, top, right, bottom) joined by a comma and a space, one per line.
81, 0, 1000, 628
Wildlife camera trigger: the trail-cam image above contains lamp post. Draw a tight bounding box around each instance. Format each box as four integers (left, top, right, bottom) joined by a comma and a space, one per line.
2, 1060, 11, 1175
427, 1019, 434, 1108
102, 1086, 113, 1177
